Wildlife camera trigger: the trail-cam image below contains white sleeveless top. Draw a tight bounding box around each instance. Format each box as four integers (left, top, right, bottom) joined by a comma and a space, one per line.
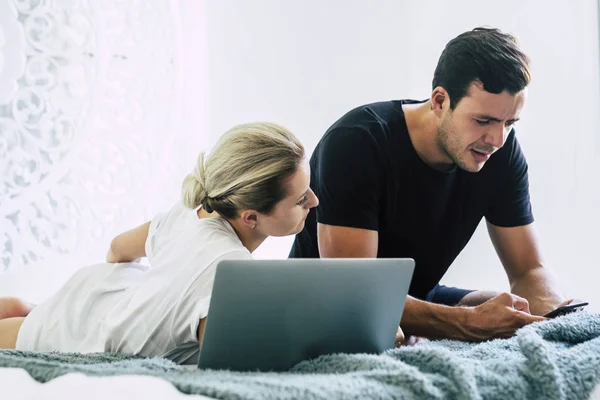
16, 202, 251, 364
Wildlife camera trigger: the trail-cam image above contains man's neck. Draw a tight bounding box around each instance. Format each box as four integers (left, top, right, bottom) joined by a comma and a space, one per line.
403, 100, 454, 172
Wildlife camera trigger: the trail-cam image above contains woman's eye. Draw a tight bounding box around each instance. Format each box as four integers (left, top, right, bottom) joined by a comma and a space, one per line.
297, 196, 308, 206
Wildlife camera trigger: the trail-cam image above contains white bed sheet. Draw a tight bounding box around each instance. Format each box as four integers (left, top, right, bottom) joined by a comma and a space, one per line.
0, 368, 215, 400
590, 381, 600, 400
2, 366, 599, 399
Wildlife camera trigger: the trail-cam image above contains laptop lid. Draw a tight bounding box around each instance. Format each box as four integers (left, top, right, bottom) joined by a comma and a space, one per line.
198, 258, 414, 372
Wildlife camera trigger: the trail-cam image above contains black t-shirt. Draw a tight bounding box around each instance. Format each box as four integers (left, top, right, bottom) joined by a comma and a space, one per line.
289, 100, 534, 302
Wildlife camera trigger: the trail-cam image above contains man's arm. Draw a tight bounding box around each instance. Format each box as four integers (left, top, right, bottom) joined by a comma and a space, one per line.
317, 224, 378, 258
317, 223, 466, 338
487, 221, 564, 316
106, 221, 151, 263
317, 223, 544, 340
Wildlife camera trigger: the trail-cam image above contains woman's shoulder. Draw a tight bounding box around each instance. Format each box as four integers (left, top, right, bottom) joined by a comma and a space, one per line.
148, 213, 250, 271
148, 202, 248, 258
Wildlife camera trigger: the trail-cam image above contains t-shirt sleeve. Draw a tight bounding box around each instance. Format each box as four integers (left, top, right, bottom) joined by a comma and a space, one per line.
314, 127, 384, 231
426, 284, 475, 306
485, 132, 534, 227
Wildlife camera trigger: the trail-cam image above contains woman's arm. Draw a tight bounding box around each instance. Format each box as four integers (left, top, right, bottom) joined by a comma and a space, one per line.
197, 318, 207, 345
106, 221, 151, 263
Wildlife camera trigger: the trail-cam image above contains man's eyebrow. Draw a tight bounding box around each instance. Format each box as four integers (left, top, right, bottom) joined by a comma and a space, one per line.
475, 115, 520, 123
475, 114, 502, 122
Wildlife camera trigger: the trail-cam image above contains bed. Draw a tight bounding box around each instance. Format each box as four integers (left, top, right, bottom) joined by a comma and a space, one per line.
1, 312, 600, 400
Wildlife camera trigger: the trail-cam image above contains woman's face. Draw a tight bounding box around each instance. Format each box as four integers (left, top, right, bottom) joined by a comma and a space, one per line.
256, 161, 319, 237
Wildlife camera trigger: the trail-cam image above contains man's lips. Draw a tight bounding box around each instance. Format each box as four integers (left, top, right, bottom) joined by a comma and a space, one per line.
471, 149, 491, 162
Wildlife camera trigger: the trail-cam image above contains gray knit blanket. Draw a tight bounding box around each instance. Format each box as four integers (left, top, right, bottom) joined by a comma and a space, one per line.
1, 312, 599, 400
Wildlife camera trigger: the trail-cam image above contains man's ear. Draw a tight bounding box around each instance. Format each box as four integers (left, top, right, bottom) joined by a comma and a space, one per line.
430, 86, 449, 118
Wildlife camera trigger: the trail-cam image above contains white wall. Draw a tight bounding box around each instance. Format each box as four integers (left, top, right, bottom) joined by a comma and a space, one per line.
205, 0, 600, 311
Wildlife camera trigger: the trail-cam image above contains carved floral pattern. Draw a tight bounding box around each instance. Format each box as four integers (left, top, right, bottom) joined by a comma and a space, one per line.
0, 0, 184, 272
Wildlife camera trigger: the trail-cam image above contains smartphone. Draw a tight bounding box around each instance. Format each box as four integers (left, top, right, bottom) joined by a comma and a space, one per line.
543, 302, 589, 318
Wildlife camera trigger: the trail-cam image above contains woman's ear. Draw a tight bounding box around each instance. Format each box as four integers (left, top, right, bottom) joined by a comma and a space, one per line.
240, 210, 258, 229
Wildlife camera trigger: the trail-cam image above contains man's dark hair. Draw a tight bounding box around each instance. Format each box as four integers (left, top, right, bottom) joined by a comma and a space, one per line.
432, 27, 531, 109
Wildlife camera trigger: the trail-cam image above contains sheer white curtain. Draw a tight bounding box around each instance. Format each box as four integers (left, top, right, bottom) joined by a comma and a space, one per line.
0, 0, 207, 302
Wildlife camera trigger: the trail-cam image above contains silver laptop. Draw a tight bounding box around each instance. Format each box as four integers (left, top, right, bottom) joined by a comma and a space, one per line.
197, 258, 415, 371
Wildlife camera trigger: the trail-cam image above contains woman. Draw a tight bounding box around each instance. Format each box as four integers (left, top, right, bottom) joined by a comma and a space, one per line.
0, 122, 321, 363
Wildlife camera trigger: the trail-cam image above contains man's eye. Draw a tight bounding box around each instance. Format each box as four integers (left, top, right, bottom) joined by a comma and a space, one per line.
475, 119, 490, 125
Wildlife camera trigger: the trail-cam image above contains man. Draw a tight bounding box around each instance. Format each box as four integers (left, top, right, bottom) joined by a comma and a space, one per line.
290, 27, 574, 341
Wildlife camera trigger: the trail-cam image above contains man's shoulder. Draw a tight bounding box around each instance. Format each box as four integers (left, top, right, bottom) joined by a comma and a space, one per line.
327, 100, 407, 130
317, 99, 414, 146
310, 99, 426, 173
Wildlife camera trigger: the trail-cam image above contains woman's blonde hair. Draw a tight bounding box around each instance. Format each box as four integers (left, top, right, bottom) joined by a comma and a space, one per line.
181, 122, 305, 218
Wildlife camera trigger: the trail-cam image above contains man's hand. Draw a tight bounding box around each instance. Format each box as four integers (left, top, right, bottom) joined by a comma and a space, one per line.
394, 326, 428, 347
464, 292, 547, 340
556, 298, 586, 309
543, 298, 588, 318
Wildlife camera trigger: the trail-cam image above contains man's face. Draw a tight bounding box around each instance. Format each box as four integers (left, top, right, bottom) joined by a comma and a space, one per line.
437, 82, 527, 172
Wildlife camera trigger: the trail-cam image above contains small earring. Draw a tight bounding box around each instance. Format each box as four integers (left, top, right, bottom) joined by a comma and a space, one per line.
252, 224, 256, 229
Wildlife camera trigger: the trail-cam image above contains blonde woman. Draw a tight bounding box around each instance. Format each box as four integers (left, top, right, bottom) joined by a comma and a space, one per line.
0, 122, 320, 364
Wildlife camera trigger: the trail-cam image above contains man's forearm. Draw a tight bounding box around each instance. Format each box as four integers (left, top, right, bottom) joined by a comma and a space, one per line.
400, 296, 472, 340
511, 266, 564, 316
